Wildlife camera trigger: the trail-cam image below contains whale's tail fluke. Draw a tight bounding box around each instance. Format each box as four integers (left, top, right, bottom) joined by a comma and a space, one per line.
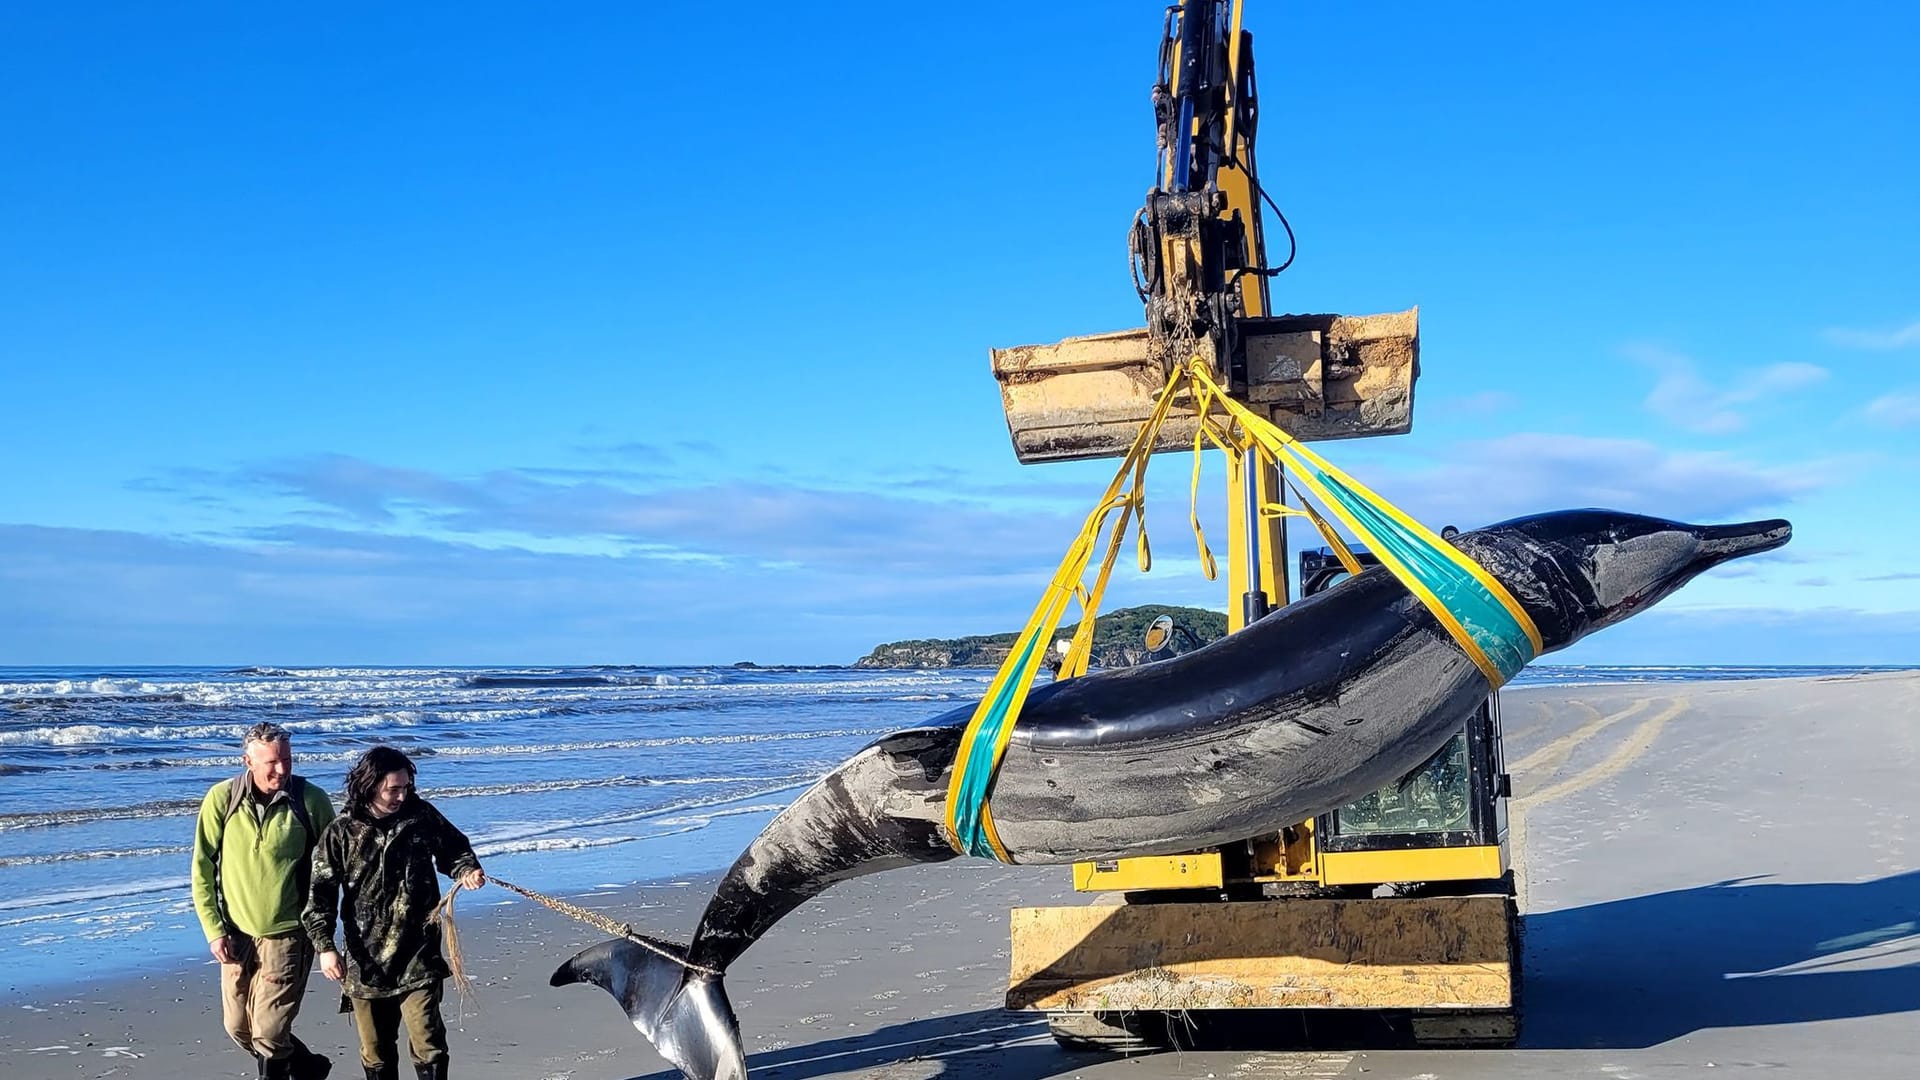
552, 937, 744, 1080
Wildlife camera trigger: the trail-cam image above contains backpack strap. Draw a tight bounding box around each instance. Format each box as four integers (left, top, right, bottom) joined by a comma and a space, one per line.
218, 773, 317, 855
285, 776, 316, 857
222, 771, 249, 826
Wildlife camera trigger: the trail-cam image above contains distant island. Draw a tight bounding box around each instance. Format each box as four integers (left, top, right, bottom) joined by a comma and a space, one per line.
855, 605, 1229, 669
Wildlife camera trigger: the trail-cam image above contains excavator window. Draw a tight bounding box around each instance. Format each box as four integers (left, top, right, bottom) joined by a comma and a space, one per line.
1300, 545, 1504, 853
1328, 734, 1473, 836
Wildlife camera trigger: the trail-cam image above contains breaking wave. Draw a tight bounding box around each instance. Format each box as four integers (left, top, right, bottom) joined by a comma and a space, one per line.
0, 711, 432, 748
3, 693, 188, 709
0, 876, 191, 913
41, 726, 892, 772
467, 674, 619, 689
468, 780, 812, 849
0, 844, 190, 869
422, 772, 811, 800
0, 767, 829, 832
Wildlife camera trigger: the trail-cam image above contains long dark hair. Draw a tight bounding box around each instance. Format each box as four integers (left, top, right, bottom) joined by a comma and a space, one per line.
344, 745, 417, 814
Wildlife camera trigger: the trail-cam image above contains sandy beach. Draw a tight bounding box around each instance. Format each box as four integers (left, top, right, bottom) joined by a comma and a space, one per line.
6, 671, 1918, 1079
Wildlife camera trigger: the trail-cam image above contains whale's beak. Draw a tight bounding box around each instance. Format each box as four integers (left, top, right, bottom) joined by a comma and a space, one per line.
1692, 518, 1793, 567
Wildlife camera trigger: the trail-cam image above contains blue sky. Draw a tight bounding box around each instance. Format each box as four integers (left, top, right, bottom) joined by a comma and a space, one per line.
3, 2, 1916, 666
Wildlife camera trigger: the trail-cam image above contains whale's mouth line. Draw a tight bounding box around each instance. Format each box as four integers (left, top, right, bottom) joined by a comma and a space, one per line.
1694, 519, 1793, 564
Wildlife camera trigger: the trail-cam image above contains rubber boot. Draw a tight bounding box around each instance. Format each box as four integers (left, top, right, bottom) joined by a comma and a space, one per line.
290, 1048, 333, 1080
261, 1056, 294, 1080
362, 1066, 398, 1080
412, 1060, 447, 1080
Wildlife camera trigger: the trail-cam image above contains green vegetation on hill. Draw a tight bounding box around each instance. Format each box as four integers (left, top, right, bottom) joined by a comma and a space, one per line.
855, 605, 1229, 668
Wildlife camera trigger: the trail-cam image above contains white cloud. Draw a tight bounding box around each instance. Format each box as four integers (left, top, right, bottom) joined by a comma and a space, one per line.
22, 434, 1839, 665
1824, 321, 1920, 350
1551, 605, 1920, 666
1351, 432, 1825, 532
0, 522, 1061, 666
64, 451, 1253, 664
1630, 345, 1830, 434
1863, 390, 1920, 428
194, 454, 1088, 577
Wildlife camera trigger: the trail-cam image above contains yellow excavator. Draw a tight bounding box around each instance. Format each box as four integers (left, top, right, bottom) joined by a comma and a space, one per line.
988, 0, 1520, 1050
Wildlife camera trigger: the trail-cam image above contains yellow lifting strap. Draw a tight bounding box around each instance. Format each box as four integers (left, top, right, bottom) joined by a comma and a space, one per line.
1179, 358, 1542, 682
941, 364, 1187, 861
940, 358, 1542, 861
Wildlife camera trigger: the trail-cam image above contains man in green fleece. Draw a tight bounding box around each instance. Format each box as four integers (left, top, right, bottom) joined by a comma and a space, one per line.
192, 722, 338, 1080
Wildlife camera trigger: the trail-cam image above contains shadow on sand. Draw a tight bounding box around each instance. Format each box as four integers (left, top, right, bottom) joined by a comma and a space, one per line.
624, 870, 1920, 1077
623, 1009, 1089, 1080
1520, 867, 1920, 1048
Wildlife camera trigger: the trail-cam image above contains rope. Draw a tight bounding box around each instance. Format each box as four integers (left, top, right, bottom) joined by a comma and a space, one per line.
428, 884, 477, 1021
430, 877, 722, 978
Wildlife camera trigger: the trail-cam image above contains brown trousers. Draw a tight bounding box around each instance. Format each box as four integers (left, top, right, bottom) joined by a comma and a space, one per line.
349, 981, 449, 1070
221, 931, 314, 1061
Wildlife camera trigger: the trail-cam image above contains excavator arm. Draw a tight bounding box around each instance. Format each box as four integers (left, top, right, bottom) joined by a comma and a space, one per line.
990, 1, 1419, 476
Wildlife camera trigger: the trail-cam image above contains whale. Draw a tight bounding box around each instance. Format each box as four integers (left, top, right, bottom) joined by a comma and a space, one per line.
552, 508, 1791, 1080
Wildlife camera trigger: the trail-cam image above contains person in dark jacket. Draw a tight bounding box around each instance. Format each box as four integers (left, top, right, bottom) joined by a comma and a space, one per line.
303, 746, 484, 1080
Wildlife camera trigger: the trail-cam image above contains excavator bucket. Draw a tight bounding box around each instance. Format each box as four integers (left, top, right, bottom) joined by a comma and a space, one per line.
990, 308, 1419, 464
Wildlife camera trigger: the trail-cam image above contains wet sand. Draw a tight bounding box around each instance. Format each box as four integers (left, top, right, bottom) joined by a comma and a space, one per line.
5, 672, 1918, 1079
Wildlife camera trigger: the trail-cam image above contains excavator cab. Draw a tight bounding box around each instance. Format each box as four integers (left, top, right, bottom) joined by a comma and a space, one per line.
1300, 547, 1513, 890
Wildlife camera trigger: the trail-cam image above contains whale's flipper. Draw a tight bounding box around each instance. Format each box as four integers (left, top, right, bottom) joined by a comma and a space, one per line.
552, 937, 744, 1080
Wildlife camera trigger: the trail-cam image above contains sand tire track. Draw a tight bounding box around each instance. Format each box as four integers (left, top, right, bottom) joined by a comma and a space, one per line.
1509, 699, 1649, 787
1516, 698, 1684, 808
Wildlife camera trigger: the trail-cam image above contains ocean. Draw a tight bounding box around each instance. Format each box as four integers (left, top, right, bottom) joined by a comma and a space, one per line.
0, 662, 1902, 991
